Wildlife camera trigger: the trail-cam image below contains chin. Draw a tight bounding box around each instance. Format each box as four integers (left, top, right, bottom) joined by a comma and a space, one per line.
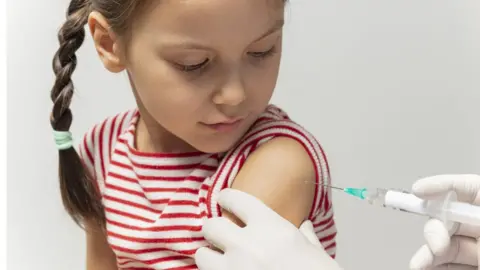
193, 133, 246, 154
195, 141, 238, 154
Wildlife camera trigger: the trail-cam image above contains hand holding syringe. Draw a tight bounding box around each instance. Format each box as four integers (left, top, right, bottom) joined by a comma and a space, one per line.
323, 185, 480, 227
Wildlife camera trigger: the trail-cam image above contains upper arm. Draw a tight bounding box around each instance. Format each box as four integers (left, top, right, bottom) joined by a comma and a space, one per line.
79, 112, 134, 269
81, 135, 117, 270
223, 137, 316, 227
85, 220, 118, 270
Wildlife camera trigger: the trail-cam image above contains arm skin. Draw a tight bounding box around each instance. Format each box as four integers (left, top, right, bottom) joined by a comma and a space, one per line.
84, 220, 118, 270
223, 137, 317, 228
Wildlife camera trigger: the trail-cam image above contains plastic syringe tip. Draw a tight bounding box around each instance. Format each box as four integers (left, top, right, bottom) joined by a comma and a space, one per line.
344, 187, 367, 200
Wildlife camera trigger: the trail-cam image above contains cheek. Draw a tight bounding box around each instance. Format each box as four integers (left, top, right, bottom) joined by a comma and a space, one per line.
128, 59, 210, 126
245, 58, 281, 105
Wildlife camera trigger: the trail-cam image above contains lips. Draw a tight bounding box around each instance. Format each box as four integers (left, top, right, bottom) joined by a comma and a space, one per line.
202, 117, 245, 132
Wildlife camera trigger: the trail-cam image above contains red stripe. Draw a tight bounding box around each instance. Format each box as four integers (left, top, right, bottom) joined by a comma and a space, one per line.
319, 232, 337, 243
120, 136, 206, 158
314, 219, 335, 236
117, 255, 192, 265
110, 159, 134, 171
117, 111, 129, 138
200, 184, 210, 191
160, 212, 207, 219
108, 231, 205, 244
134, 162, 216, 171
324, 242, 337, 251
99, 118, 107, 180
109, 172, 139, 184
105, 183, 205, 208
142, 187, 200, 195
166, 265, 198, 270
106, 183, 146, 198
314, 215, 333, 228
108, 113, 119, 163
83, 125, 95, 166
110, 244, 197, 255
105, 207, 155, 223
104, 195, 162, 214
107, 218, 202, 232
113, 148, 216, 171
150, 199, 203, 206
138, 175, 205, 182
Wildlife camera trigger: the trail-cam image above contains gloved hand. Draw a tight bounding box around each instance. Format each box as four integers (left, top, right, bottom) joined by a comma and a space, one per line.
195, 188, 342, 270
409, 174, 480, 270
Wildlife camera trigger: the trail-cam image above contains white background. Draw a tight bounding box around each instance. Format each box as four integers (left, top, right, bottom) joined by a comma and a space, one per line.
7, 1, 480, 269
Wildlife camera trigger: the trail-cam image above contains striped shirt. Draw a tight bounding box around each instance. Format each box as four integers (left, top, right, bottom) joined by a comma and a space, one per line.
78, 104, 337, 270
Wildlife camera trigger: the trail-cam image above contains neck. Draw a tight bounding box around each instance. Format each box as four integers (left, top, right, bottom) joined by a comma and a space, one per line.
135, 111, 198, 154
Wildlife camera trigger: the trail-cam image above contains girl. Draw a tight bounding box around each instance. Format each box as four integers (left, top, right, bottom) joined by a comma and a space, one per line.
50, 0, 337, 269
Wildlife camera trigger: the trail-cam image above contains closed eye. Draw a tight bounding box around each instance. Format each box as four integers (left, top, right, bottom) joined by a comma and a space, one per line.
176, 59, 209, 72
248, 46, 277, 58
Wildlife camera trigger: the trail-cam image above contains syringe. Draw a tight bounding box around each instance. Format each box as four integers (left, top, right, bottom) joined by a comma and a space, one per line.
325, 185, 480, 227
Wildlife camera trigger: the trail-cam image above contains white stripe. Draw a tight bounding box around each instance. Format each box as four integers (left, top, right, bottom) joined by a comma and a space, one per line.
159, 204, 205, 214
108, 237, 209, 252
152, 259, 196, 270
106, 175, 145, 195
315, 222, 337, 237
108, 223, 204, 240
137, 179, 203, 189
105, 199, 158, 219
104, 184, 203, 204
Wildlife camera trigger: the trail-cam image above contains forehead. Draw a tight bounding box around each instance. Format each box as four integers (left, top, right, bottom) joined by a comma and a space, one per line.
136, 0, 285, 45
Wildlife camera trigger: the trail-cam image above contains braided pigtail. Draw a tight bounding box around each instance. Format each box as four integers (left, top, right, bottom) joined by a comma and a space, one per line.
50, 0, 105, 226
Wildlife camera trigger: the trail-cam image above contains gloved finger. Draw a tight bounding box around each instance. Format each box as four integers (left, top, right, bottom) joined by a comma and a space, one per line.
423, 219, 451, 256
429, 236, 477, 268
424, 218, 480, 243
434, 235, 477, 266
410, 236, 477, 270
216, 188, 276, 225
410, 244, 434, 269
195, 247, 226, 270
430, 264, 477, 270
299, 220, 323, 248
455, 223, 480, 239
412, 174, 480, 203
202, 217, 243, 252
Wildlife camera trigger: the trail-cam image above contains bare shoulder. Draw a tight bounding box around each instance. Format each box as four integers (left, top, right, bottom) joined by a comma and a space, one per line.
226, 137, 316, 227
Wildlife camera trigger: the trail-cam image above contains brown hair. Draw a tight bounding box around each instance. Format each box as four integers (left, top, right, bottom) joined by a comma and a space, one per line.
50, 0, 149, 226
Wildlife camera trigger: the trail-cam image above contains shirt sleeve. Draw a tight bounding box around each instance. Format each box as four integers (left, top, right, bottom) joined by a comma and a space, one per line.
77, 122, 102, 194
77, 110, 136, 197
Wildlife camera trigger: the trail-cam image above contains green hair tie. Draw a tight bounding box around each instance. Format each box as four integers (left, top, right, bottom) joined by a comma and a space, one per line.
53, 130, 74, 150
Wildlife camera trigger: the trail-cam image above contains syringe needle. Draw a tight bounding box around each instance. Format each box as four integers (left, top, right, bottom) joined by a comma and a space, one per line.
303, 181, 346, 191
321, 184, 345, 191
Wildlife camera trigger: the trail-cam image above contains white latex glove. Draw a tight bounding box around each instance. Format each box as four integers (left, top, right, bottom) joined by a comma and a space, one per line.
410, 174, 480, 270
195, 188, 342, 270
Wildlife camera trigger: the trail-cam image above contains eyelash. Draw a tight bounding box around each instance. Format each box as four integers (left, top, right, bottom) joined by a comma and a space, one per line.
178, 46, 277, 73
247, 46, 277, 59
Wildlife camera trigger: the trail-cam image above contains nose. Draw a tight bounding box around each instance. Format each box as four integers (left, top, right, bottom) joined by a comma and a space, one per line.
212, 74, 246, 107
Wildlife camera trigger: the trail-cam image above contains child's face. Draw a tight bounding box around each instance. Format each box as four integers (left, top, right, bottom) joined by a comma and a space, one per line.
124, 0, 284, 153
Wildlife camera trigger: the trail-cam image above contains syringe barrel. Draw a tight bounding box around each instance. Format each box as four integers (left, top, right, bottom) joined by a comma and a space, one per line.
383, 189, 480, 228
445, 201, 480, 226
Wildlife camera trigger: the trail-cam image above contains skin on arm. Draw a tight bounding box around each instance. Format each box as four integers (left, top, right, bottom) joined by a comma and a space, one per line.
85, 220, 118, 270
223, 137, 317, 228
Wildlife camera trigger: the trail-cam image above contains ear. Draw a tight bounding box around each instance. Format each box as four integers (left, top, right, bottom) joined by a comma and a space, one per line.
88, 11, 126, 73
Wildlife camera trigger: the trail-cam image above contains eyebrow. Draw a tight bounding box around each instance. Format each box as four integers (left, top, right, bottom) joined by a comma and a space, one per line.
161, 19, 285, 51
254, 19, 285, 42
